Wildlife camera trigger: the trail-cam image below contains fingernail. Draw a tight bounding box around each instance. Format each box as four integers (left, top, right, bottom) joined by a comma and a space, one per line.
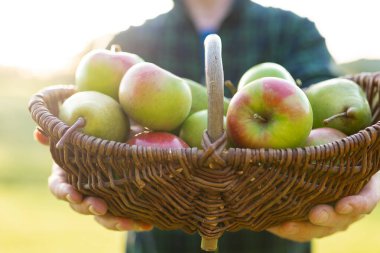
340, 204, 353, 214
89, 205, 102, 215
139, 223, 153, 231
283, 223, 299, 235
133, 224, 146, 231
316, 210, 329, 223
66, 194, 75, 203
116, 223, 124, 231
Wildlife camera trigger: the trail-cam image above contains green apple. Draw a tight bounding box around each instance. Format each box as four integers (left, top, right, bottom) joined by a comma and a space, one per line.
184, 78, 229, 115
227, 77, 313, 148
237, 62, 296, 90
75, 45, 143, 100
179, 110, 226, 148
305, 78, 372, 135
304, 127, 347, 146
119, 62, 192, 131
59, 91, 129, 142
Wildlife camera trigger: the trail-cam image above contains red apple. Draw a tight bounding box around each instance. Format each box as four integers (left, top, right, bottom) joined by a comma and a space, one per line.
226, 77, 313, 148
304, 127, 347, 146
127, 132, 189, 148
75, 44, 143, 100
33, 127, 49, 145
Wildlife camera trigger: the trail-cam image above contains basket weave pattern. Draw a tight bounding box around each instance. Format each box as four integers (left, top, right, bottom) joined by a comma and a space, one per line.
29, 72, 380, 242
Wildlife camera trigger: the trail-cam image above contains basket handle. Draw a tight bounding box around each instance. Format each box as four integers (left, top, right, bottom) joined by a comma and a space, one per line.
201, 34, 224, 252
205, 34, 224, 142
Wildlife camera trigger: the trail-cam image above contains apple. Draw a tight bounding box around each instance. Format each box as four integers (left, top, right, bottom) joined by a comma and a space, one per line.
237, 62, 296, 90
75, 44, 143, 100
127, 132, 189, 148
227, 77, 313, 148
119, 62, 192, 131
179, 110, 226, 148
305, 78, 372, 135
33, 127, 49, 145
304, 127, 347, 146
59, 91, 129, 142
184, 78, 229, 115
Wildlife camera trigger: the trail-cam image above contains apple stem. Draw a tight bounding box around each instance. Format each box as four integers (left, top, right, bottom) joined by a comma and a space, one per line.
224, 80, 237, 96
56, 117, 86, 149
323, 112, 348, 125
110, 44, 122, 52
295, 78, 302, 87
253, 113, 267, 123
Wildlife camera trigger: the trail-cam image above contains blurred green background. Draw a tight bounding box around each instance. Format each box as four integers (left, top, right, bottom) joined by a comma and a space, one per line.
0, 60, 379, 253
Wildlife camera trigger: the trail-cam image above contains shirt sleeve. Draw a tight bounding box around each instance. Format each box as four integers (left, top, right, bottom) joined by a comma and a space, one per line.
106, 27, 145, 56
280, 18, 342, 87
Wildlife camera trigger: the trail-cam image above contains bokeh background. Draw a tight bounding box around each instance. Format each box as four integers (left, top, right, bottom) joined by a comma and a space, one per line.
1, 0, 379, 252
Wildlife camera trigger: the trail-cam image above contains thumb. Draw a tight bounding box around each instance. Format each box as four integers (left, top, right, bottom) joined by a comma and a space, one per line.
33, 127, 50, 145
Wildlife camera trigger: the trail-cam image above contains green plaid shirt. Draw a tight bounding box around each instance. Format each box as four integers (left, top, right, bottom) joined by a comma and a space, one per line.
109, 0, 338, 252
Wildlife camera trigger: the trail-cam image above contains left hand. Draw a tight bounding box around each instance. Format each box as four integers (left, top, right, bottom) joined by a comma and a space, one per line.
267, 171, 380, 242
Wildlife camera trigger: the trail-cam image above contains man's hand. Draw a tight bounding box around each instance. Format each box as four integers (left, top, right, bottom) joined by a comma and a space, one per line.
48, 163, 153, 231
267, 171, 380, 242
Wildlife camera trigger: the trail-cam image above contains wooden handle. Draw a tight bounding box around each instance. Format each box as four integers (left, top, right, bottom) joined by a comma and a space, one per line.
201, 34, 224, 252
204, 34, 224, 142
201, 238, 218, 252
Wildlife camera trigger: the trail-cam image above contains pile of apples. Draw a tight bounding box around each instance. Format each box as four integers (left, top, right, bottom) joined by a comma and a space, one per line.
53, 45, 373, 150
56, 45, 228, 149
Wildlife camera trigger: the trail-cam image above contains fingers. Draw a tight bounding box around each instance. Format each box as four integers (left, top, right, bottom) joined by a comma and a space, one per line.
48, 163, 107, 215
48, 164, 83, 203
69, 196, 108, 216
308, 204, 364, 230
49, 164, 153, 232
268, 200, 368, 242
33, 127, 50, 145
94, 214, 153, 231
268, 221, 335, 242
335, 172, 380, 215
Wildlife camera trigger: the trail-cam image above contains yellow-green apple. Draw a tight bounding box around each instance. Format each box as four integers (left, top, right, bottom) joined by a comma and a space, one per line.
227, 77, 313, 148
305, 78, 372, 135
59, 91, 129, 142
237, 62, 296, 90
119, 62, 192, 131
304, 127, 347, 146
184, 78, 229, 115
127, 132, 189, 148
75, 45, 143, 100
179, 110, 226, 148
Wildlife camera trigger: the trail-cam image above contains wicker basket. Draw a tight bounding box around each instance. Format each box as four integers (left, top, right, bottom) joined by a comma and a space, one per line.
28, 35, 380, 251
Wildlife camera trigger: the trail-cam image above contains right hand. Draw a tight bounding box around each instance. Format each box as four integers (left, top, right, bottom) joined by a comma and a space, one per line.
48, 162, 153, 232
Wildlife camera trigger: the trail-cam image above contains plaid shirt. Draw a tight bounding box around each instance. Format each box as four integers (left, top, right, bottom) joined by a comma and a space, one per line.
109, 0, 338, 252
110, 0, 338, 98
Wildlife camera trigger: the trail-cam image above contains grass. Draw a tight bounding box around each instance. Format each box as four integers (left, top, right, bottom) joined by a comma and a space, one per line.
1, 67, 380, 253
0, 184, 124, 253
0, 69, 124, 253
